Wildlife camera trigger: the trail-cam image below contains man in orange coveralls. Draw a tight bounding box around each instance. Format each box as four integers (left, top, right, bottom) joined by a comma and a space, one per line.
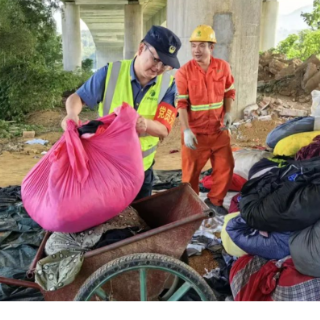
175, 25, 235, 215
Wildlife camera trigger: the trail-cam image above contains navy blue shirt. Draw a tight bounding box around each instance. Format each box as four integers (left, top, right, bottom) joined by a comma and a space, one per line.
77, 59, 176, 111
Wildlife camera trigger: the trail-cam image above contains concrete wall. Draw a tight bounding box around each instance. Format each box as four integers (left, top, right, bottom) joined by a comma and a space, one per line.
62, 2, 82, 71
144, 7, 167, 36
96, 46, 123, 69
260, 0, 279, 52
167, 0, 262, 119
124, 4, 143, 59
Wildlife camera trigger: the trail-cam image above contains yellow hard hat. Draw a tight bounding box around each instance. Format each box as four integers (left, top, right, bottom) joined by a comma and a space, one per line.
189, 25, 217, 43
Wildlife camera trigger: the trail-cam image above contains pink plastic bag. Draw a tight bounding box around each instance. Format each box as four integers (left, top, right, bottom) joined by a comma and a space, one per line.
22, 104, 144, 233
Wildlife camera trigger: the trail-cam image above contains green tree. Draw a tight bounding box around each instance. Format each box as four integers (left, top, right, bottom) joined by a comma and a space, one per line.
274, 2, 320, 61
300, 29, 320, 59
276, 34, 299, 56
82, 59, 93, 72
301, 0, 320, 30
0, 0, 61, 65
0, 0, 92, 121
276, 30, 320, 61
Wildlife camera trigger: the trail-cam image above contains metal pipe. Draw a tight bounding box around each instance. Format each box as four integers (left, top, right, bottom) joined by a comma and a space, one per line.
27, 231, 51, 279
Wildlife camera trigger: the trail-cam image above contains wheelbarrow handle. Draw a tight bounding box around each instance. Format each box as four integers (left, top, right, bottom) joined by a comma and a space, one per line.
204, 208, 215, 218
27, 231, 51, 279
0, 276, 41, 290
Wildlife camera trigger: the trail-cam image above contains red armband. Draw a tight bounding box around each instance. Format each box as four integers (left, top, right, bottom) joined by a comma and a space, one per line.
154, 102, 178, 132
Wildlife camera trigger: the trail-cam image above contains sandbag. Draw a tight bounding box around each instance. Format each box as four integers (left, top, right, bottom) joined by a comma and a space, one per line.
290, 219, 320, 278
226, 215, 291, 260
233, 149, 272, 180
273, 131, 320, 157
221, 212, 246, 257
22, 105, 144, 233
266, 117, 314, 149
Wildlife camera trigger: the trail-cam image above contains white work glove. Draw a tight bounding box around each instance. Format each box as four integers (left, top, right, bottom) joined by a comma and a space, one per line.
220, 112, 232, 131
184, 129, 198, 150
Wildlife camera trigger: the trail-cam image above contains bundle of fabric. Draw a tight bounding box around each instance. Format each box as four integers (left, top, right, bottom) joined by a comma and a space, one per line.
186, 230, 221, 256
153, 170, 183, 190
266, 116, 315, 149
289, 219, 320, 278
200, 173, 246, 192
225, 213, 291, 260
295, 135, 320, 160
153, 169, 209, 191
228, 193, 241, 213
203, 249, 235, 301
221, 212, 246, 258
240, 156, 320, 232
0, 186, 44, 301
230, 255, 320, 301
233, 149, 272, 180
273, 131, 320, 157
35, 207, 149, 291
248, 157, 288, 180
0, 186, 22, 207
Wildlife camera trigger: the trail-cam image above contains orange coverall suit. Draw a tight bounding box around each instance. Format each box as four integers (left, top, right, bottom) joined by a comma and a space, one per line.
175, 56, 235, 206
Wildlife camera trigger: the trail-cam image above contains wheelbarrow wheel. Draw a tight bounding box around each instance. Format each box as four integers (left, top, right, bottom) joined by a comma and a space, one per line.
158, 250, 189, 301
74, 253, 216, 301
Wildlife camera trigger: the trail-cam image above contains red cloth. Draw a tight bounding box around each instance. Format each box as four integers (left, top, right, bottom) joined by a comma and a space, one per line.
229, 174, 247, 191
22, 104, 144, 233
230, 255, 320, 301
200, 175, 212, 190
200, 173, 246, 192
228, 193, 241, 213
295, 135, 320, 160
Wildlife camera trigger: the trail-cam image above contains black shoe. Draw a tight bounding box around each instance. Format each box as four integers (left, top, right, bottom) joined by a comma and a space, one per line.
204, 198, 228, 216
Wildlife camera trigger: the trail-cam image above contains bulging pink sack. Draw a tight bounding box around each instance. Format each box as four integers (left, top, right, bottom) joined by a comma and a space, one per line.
22, 104, 144, 233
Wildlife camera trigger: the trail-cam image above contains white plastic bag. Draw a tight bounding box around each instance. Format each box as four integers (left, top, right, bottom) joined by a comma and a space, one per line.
233, 149, 272, 180
311, 90, 320, 117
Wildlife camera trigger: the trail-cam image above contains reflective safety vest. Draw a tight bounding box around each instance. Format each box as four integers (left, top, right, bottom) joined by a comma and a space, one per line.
98, 60, 173, 171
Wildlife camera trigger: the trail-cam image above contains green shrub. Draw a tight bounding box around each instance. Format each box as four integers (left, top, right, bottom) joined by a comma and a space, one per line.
0, 0, 92, 121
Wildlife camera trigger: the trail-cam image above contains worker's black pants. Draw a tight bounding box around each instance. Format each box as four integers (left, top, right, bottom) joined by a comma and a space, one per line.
134, 165, 154, 201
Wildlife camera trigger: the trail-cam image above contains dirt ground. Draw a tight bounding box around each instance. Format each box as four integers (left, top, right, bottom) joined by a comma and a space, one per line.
230, 116, 285, 148
189, 250, 219, 276
0, 108, 99, 187
153, 120, 182, 170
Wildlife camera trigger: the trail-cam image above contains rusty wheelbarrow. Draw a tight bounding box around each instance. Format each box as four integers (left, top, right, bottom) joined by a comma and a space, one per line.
0, 184, 216, 301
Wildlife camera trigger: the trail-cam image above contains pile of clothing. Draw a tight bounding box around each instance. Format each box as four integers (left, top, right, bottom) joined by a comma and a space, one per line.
220, 123, 320, 301
0, 186, 44, 301
266, 115, 320, 159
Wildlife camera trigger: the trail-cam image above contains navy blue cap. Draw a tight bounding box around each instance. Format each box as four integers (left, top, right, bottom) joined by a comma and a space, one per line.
143, 25, 181, 69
